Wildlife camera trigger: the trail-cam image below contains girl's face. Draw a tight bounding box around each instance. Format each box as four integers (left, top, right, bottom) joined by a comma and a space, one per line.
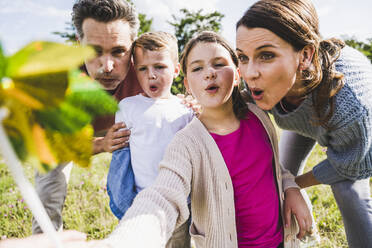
184, 42, 239, 111
236, 26, 303, 110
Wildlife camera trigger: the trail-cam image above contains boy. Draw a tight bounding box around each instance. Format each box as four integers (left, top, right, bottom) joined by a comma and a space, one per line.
107, 31, 193, 248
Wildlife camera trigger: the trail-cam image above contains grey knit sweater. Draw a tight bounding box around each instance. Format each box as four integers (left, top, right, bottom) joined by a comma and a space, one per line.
272, 46, 372, 183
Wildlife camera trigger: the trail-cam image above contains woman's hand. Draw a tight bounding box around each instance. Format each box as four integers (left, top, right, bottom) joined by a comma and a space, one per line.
284, 187, 313, 240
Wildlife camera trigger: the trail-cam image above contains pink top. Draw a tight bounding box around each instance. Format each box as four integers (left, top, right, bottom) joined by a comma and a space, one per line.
210, 111, 283, 247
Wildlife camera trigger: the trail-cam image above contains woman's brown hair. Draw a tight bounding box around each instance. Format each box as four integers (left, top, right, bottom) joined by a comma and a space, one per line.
237, 0, 345, 128
180, 31, 249, 120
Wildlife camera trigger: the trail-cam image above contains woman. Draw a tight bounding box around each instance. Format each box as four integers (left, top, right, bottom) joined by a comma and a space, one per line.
235, 0, 372, 247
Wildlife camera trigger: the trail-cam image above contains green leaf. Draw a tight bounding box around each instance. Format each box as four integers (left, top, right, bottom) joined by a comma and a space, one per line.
35, 102, 92, 133
6, 41, 95, 78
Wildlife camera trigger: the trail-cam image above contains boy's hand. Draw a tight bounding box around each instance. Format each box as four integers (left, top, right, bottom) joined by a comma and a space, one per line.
284, 188, 313, 240
93, 122, 130, 154
177, 94, 201, 116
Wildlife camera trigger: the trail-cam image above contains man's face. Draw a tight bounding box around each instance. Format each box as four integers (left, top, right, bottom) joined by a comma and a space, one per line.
81, 18, 133, 90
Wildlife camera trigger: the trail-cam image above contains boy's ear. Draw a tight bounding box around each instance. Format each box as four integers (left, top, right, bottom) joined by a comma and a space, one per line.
174, 62, 181, 78
234, 67, 241, 86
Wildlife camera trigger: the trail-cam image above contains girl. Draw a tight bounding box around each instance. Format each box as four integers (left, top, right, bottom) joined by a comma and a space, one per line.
235, 0, 372, 247
87, 31, 312, 248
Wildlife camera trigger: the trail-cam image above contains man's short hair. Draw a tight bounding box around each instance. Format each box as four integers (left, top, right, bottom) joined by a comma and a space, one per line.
132, 31, 179, 64
72, 0, 139, 41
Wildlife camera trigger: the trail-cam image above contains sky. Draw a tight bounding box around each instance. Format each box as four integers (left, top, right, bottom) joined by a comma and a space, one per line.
1, 0, 371, 55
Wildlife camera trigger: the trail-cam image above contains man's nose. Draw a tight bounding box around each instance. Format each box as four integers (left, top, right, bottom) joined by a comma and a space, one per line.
100, 55, 114, 73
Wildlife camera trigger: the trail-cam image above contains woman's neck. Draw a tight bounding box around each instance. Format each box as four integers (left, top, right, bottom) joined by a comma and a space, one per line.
199, 103, 240, 135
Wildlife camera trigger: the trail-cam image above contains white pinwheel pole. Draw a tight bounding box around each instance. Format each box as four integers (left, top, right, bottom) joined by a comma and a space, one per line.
0, 107, 63, 248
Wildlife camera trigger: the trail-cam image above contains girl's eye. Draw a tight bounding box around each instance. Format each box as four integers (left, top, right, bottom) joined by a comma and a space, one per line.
238, 54, 249, 63
260, 52, 275, 60
138, 67, 146, 72
214, 63, 225, 67
191, 66, 202, 72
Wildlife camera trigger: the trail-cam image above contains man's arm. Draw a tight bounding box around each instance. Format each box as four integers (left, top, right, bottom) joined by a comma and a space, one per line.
93, 122, 130, 154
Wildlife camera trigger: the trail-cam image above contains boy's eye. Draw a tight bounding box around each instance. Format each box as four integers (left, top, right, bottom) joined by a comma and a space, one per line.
155, 65, 166, 69
138, 67, 146, 71
238, 54, 248, 63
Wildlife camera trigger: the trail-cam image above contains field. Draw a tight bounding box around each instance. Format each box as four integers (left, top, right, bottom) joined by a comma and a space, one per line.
0, 144, 371, 247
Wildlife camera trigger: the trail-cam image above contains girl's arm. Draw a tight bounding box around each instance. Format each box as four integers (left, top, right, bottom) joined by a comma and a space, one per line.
278, 132, 314, 239
103, 133, 193, 248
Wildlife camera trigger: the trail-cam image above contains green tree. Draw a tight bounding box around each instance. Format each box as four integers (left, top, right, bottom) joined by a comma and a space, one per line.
168, 8, 224, 94
343, 36, 372, 63
169, 8, 224, 55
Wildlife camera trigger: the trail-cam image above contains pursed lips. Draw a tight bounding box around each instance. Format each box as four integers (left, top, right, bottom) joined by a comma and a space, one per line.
205, 83, 219, 93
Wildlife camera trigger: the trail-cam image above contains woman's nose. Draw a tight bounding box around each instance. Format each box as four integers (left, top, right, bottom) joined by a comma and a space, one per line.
242, 63, 259, 81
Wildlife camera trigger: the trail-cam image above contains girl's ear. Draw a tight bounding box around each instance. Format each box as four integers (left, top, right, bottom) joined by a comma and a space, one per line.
233, 67, 241, 87
174, 62, 181, 78
299, 44, 315, 70
184, 77, 191, 94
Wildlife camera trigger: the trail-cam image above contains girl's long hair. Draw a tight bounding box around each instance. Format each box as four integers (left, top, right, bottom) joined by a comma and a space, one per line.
180, 31, 249, 120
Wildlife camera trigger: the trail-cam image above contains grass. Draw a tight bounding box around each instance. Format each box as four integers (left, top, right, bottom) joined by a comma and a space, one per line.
0, 146, 371, 247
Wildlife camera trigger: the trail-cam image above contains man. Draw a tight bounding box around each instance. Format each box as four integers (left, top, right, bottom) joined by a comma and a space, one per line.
32, 0, 142, 234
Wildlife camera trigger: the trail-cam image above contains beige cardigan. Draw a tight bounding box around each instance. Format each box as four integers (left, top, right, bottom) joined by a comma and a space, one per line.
105, 103, 300, 248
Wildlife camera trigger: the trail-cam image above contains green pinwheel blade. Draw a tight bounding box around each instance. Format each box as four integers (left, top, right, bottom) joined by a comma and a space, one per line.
35, 102, 92, 133
6, 41, 95, 78
66, 70, 118, 116
3, 42, 95, 107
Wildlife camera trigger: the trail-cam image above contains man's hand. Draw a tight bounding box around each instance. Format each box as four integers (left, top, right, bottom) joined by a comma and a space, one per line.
93, 122, 130, 154
284, 188, 313, 240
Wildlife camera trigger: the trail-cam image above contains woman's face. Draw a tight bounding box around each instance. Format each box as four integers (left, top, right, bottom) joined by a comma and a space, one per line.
184, 42, 238, 111
236, 26, 302, 110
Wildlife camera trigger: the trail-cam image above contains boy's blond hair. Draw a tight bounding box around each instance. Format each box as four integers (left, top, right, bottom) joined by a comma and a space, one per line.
132, 31, 178, 63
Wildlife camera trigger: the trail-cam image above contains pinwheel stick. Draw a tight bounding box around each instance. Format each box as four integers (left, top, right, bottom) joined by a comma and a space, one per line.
0, 107, 64, 248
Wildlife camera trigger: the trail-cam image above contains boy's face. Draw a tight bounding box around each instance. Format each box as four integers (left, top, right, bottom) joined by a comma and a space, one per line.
134, 47, 180, 99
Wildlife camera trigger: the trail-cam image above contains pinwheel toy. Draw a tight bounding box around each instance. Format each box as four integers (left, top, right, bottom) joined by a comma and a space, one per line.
0, 41, 118, 247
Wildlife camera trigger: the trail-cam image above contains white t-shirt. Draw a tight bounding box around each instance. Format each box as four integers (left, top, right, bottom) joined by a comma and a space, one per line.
116, 94, 194, 192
